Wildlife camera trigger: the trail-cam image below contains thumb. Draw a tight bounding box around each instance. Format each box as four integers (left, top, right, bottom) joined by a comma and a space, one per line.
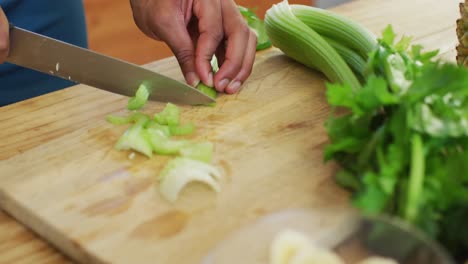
163, 24, 199, 87
0, 7, 9, 63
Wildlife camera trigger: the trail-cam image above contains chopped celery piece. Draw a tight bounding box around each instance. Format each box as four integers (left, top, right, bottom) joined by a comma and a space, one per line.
146, 129, 188, 155
158, 157, 222, 202
146, 121, 171, 137
210, 55, 219, 73
130, 112, 151, 127
180, 142, 213, 163
169, 123, 195, 136
197, 83, 217, 99
239, 6, 272, 51
106, 114, 131, 125
153, 103, 180, 126
127, 83, 150, 110
106, 112, 150, 126
115, 124, 153, 158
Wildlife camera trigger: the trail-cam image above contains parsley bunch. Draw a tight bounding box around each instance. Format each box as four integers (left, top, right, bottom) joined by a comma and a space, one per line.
324, 26, 468, 260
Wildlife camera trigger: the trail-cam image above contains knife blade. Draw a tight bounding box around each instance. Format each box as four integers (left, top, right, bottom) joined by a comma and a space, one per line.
6, 25, 214, 105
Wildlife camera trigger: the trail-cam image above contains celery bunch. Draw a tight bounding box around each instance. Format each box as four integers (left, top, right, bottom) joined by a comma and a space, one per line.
265, 1, 468, 261
265, 1, 377, 89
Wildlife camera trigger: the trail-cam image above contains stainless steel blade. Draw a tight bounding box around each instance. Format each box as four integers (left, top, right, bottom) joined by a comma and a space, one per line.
6, 25, 214, 105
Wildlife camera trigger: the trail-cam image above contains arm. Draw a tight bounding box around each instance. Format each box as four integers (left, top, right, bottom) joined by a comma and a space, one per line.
0, 7, 9, 63
130, 0, 257, 94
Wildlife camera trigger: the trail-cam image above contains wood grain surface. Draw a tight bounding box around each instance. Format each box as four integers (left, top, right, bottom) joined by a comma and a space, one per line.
0, 0, 459, 263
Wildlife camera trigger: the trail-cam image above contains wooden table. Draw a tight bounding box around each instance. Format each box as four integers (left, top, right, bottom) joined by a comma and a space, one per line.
0, 0, 459, 263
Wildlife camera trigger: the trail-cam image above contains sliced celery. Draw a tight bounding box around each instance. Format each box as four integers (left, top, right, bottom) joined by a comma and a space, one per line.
153, 103, 180, 126
197, 83, 217, 100
158, 157, 222, 202
146, 121, 171, 137
130, 112, 151, 127
146, 129, 188, 155
180, 142, 213, 163
127, 82, 150, 110
115, 124, 153, 158
169, 123, 195, 136
210, 55, 219, 73
106, 114, 132, 125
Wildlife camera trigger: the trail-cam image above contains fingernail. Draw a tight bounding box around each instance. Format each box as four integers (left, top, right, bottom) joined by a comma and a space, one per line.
217, 79, 230, 91
227, 81, 241, 94
186, 72, 200, 87
206, 72, 214, 87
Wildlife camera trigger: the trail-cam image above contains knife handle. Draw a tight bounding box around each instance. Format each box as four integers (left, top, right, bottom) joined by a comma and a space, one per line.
9, 23, 14, 31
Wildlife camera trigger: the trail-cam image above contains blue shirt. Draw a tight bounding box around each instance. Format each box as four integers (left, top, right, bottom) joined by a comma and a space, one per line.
0, 0, 88, 106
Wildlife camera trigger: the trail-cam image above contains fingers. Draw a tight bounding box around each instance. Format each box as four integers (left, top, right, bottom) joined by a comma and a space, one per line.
163, 25, 199, 86
214, 0, 254, 93
225, 30, 257, 94
215, 44, 226, 68
193, 0, 223, 87
0, 7, 9, 63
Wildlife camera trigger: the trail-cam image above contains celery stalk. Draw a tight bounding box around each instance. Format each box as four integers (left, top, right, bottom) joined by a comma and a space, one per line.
265, 1, 361, 91
127, 82, 150, 110
290, 4, 377, 58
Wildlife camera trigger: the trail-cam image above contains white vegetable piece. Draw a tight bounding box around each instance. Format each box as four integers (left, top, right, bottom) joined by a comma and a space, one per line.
270, 229, 344, 264
159, 158, 222, 203
270, 229, 314, 264
358, 256, 399, 264
288, 245, 344, 264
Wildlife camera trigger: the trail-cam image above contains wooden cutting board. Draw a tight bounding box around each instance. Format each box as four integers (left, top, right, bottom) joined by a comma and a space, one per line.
0, 48, 353, 264
0, 0, 459, 263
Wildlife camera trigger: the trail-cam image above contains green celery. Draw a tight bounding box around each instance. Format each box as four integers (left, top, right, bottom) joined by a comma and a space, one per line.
180, 142, 214, 163
169, 123, 195, 136
127, 82, 150, 110
154, 103, 180, 126
146, 129, 188, 155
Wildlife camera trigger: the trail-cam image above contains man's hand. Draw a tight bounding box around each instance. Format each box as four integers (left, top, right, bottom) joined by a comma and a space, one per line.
0, 7, 9, 63
130, 0, 257, 94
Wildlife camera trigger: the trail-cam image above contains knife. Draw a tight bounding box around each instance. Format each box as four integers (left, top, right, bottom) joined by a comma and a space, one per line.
5, 25, 214, 105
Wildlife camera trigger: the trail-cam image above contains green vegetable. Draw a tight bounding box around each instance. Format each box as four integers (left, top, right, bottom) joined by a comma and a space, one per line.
180, 142, 213, 163
323, 25, 468, 260
158, 157, 222, 203
127, 82, 150, 110
154, 103, 180, 126
146, 128, 188, 155
146, 121, 171, 137
239, 6, 272, 51
197, 83, 217, 100
115, 123, 153, 158
106, 114, 132, 125
289, 4, 377, 58
169, 122, 195, 136
263, 1, 467, 259
264, 1, 362, 91
323, 36, 367, 81
108, 81, 222, 204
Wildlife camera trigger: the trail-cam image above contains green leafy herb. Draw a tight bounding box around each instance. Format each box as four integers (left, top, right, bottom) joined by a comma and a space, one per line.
324, 25, 468, 260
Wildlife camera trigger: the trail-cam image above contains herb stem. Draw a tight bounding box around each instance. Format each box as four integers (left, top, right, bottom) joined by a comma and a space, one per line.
405, 133, 425, 222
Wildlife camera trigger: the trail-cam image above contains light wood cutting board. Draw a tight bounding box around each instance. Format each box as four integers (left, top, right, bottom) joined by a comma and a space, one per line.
0, 0, 459, 262
0, 49, 353, 263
